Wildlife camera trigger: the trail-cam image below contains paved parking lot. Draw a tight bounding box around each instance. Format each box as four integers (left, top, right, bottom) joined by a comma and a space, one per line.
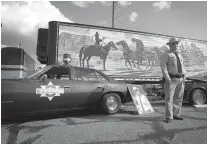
2, 102, 207, 144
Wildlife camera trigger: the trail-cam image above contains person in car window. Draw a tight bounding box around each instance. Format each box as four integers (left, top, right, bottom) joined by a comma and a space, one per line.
61, 53, 73, 79
62, 53, 72, 66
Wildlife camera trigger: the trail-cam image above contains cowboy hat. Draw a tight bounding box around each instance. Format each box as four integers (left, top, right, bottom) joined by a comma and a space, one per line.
166, 37, 180, 45
63, 53, 71, 62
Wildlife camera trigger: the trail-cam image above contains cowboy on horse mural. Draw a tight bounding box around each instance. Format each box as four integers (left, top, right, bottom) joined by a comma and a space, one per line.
95, 32, 105, 47
94, 32, 106, 59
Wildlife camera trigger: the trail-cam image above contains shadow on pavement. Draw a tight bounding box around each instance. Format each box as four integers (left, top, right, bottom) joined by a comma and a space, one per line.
2, 108, 104, 125
2, 101, 201, 125
2, 105, 207, 144
3, 124, 54, 144
79, 125, 207, 144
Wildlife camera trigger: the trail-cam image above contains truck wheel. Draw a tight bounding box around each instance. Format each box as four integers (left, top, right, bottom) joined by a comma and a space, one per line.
101, 93, 121, 115
190, 89, 207, 105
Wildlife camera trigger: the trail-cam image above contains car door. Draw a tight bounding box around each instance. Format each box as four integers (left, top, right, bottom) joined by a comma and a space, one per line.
13, 66, 74, 114
70, 67, 106, 108
36, 66, 74, 110
2, 79, 47, 115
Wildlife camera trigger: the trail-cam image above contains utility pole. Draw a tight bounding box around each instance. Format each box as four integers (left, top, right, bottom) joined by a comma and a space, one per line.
112, 1, 116, 28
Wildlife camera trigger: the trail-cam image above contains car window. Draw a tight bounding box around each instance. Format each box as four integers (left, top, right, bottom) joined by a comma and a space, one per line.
95, 72, 108, 81
27, 65, 51, 79
38, 66, 71, 80
74, 68, 98, 81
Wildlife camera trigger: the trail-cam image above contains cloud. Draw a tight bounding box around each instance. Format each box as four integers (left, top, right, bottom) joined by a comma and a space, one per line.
1, 1, 73, 35
99, 21, 107, 24
1, 1, 73, 63
152, 1, 172, 10
71, 1, 95, 8
72, 1, 132, 7
130, 12, 138, 22
118, 1, 132, 7
100, 1, 111, 6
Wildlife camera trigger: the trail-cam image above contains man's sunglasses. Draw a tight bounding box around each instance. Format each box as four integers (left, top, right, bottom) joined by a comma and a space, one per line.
170, 43, 178, 45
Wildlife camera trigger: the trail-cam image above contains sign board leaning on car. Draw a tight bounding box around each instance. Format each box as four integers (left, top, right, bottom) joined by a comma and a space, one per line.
127, 84, 154, 115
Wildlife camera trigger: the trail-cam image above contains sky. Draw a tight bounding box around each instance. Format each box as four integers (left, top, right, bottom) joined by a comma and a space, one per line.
1, 1, 207, 65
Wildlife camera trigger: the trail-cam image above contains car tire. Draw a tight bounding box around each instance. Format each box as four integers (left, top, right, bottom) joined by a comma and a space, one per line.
190, 89, 207, 105
101, 93, 121, 115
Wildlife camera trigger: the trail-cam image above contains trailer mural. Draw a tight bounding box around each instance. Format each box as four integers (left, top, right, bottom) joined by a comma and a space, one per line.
57, 24, 207, 77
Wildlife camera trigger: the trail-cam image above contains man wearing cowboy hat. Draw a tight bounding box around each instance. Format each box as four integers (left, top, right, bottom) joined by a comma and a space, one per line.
94, 32, 106, 59
95, 32, 105, 48
62, 53, 72, 66
56, 53, 73, 79
160, 37, 186, 123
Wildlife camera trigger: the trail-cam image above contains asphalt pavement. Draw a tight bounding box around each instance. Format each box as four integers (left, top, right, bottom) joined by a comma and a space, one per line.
1, 101, 207, 144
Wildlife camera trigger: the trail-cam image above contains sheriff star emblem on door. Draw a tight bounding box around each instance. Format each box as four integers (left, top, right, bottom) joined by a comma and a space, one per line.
36, 82, 64, 101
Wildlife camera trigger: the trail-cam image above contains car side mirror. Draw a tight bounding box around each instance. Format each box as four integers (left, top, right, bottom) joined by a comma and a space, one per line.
39, 74, 47, 81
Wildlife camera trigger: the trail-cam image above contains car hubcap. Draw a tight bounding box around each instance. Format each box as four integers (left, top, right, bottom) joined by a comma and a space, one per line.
106, 96, 118, 111
194, 92, 205, 105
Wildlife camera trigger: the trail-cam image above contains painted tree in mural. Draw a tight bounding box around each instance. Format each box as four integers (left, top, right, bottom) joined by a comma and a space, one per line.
59, 32, 72, 50
178, 42, 206, 71
190, 43, 206, 65
179, 43, 194, 68
154, 46, 168, 60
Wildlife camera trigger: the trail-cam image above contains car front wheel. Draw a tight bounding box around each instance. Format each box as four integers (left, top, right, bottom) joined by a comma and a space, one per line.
101, 93, 121, 115
190, 89, 207, 105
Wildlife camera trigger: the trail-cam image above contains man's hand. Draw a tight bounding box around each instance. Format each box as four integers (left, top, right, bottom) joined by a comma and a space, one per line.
166, 78, 172, 83
183, 76, 186, 82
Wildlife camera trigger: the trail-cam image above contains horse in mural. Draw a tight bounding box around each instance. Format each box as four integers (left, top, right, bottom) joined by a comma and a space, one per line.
79, 41, 117, 70
116, 40, 138, 70
131, 38, 158, 70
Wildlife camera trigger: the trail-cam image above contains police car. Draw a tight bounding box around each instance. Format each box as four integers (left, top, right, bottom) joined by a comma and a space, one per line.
2, 65, 131, 118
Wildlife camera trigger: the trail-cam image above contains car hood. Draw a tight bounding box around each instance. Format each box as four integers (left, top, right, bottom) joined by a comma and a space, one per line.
186, 77, 207, 83
1, 78, 32, 83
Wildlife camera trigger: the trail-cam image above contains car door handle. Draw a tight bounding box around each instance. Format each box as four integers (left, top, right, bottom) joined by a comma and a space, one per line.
64, 86, 71, 88
2, 101, 14, 104
97, 86, 103, 88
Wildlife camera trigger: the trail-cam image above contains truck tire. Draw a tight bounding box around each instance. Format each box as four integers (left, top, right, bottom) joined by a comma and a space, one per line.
190, 89, 207, 105
101, 93, 121, 115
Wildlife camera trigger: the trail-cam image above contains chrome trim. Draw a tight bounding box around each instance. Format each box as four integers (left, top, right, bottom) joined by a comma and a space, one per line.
2, 101, 14, 104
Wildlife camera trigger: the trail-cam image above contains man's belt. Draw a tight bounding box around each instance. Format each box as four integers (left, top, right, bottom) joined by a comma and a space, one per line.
169, 73, 185, 78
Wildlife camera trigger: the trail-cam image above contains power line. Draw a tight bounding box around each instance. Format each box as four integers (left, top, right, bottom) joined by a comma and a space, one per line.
115, 19, 139, 31
115, 19, 125, 25
115, 4, 133, 20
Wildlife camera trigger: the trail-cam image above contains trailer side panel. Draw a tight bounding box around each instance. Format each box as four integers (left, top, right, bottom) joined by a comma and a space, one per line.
47, 21, 207, 78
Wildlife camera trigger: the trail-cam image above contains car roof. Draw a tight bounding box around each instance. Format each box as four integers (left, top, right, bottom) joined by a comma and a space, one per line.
50, 65, 96, 71
49, 65, 114, 80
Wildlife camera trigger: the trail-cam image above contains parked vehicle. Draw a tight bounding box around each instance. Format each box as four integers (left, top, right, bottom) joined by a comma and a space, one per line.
36, 21, 207, 104
1, 47, 35, 79
2, 65, 131, 118
158, 77, 207, 105
184, 77, 207, 105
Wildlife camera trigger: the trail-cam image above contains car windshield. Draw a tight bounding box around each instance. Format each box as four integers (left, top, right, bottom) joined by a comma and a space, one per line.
26, 66, 51, 79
